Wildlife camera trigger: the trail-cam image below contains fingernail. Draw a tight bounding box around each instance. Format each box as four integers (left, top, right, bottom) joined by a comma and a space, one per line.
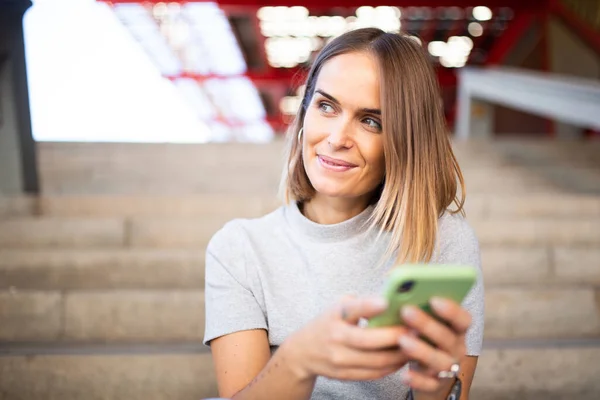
398, 335, 416, 350
401, 305, 418, 321
430, 297, 448, 312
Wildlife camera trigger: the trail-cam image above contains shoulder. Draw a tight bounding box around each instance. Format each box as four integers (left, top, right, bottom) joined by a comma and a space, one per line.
438, 211, 478, 247
207, 206, 286, 255
436, 211, 480, 266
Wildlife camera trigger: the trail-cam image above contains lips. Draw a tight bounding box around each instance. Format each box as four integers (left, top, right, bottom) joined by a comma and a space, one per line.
318, 155, 357, 168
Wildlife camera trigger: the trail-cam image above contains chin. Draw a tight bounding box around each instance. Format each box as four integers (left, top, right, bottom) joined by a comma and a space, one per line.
309, 176, 362, 199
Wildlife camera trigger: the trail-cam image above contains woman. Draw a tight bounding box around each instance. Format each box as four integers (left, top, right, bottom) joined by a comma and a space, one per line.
203, 27, 484, 400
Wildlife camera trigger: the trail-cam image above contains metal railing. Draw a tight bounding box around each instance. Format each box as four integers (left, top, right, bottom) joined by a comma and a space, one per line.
454, 66, 600, 139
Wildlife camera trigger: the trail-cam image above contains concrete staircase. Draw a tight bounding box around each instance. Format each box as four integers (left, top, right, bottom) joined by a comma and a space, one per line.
1, 139, 599, 399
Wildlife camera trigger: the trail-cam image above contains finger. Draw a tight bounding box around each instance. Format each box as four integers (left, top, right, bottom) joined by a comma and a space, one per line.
399, 306, 457, 352
339, 325, 410, 350
333, 365, 402, 381
397, 334, 456, 373
429, 297, 472, 333
401, 369, 442, 393
338, 297, 388, 324
329, 346, 409, 370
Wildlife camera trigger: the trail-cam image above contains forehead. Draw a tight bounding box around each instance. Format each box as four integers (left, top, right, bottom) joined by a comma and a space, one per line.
314, 52, 381, 108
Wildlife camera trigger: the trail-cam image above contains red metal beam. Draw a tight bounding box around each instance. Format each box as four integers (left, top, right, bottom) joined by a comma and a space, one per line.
105, 0, 542, 10
165, 69, 304, 83
485, 9, 537, 64
550, 0, 600, 55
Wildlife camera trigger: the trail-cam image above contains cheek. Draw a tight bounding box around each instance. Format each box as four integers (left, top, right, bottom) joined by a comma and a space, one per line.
362, 139, 385, 175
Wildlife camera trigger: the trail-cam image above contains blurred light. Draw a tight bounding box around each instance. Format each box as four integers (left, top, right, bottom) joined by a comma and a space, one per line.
428, 41, 446, 57
173, 79, 216, 120
345, 16, 358, 31
329, 16, 346, 36
310, 36, 322, 50
473, 6, 492, 21
260, 20, 274, 37
289, 6, 309, 20
273, 6, 289, 21
448, 36, 473, 52
468, 22, 483, 37
375, 6, 393, 18
167, 2, 181, 14
265, 36, 313, 68
242, 120, 274, 143
153, 2, 167, 19
280, 95, 302, 115
204, 77, 266, 122
165, 20, 189, 47
317, 16, 332, 36
356, 6, 375, 20
432, 36, 473, 68
257, 6, 275, 21
24, 0, 216, 143
405, 7, 417, 20
392, 6, 401, 19
462, 36, 473, 49
184, 3, 247, 75
439, 57, 454, 68
421, 7, 433, 20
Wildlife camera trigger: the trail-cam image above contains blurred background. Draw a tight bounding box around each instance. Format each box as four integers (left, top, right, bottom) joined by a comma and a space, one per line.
0, 0, 599, 399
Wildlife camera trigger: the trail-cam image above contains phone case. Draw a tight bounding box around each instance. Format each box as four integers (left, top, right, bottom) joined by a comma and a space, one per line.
367, 264, 477, 328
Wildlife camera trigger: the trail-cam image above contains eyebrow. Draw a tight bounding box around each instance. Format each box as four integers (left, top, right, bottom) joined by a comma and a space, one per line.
315, 89, 381, 116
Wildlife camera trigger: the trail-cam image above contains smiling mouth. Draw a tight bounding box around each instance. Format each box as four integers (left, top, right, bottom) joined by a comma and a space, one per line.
317, 155, 357, 171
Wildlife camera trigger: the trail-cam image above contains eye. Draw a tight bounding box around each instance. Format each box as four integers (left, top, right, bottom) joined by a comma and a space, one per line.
318, 102, 335, 114
363, 117, 382, 131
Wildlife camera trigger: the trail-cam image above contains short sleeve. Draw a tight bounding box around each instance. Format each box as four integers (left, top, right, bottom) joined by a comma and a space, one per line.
203, 220, 267, 346
435, 213, 485, 356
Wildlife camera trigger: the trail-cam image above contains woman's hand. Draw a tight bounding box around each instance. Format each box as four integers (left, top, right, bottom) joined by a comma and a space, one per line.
284, 296, 411, 382
395, 297, 472, 395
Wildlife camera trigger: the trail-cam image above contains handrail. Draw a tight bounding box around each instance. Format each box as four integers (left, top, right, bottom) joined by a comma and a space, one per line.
454, 67, 600, 139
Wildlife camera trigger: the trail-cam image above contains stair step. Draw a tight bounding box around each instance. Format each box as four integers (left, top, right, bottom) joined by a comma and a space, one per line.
0, 290, 204, 342
0, 352, 218, 400
0, 346, 599, 400
470, 346, 600, 400
0, 218, 125, 248
0, 249, 205, 290
34, 195, 279, 218
0, 247, 598, 291
1, 194, 599, 218
1, 216, 598, 249
472, 218, 600, 246
0, 197, 36, 217
36, 141, 600, 196
2, 287, 598, 343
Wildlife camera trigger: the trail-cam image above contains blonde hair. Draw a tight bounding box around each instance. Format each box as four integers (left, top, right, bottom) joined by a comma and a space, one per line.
279, 28, 465, 265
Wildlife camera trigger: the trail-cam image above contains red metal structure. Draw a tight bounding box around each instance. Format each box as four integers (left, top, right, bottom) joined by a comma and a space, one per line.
101, 0, 600, 136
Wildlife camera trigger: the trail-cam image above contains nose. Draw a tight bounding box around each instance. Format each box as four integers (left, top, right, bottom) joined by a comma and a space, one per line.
327, 120, 353, 150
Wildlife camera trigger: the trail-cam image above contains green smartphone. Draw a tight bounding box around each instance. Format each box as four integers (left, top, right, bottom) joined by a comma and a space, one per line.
367, 264, 477, 328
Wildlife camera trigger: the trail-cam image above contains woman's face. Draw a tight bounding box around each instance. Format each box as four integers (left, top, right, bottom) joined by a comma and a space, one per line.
302, 51, 385, 202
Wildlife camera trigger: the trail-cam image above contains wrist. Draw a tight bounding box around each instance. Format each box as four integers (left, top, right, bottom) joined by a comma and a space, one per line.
412, 378, 460, 400
279, 334, 316, 383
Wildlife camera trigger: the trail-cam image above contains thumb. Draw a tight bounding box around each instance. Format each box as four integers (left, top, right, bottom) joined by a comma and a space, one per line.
337, 296, 388, 324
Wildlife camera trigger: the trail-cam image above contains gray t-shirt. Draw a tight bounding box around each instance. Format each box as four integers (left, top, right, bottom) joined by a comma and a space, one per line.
204, 202, 484, 400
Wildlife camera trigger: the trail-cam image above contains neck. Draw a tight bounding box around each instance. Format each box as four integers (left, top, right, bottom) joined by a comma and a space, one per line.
301, 195, 371, 225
